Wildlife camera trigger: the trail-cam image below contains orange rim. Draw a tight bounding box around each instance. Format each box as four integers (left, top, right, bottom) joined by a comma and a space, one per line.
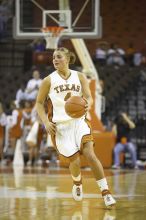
41, 26, 64, 35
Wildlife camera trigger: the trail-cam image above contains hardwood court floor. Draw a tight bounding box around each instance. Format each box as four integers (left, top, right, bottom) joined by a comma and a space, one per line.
0, 165, 146, 220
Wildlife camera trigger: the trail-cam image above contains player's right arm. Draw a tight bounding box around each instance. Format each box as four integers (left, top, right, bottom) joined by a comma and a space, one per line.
121, 113, 136, 129
36, 76, 56, 135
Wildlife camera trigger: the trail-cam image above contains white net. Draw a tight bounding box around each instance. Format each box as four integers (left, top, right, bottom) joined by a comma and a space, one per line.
41, 27, 64, 49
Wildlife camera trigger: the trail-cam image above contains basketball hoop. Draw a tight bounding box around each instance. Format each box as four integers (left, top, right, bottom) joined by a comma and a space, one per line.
41, 26, 64, 49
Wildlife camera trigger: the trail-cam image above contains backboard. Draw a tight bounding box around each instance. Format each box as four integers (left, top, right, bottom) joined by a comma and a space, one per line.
14, 0, 102, 39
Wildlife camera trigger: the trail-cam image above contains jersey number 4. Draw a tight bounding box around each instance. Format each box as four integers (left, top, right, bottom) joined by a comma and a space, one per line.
64, 92, 71, 101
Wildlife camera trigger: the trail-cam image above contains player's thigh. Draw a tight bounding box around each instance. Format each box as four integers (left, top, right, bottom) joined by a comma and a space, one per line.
56, 121, 78, 157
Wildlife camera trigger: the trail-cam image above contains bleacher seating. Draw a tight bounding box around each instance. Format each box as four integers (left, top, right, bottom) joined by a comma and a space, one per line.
1, 0, 146, 163
98, 65, 146, 161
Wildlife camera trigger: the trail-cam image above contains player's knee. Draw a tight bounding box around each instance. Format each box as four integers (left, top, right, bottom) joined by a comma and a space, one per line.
83, 146, 96, 162
69, 154, 80, 166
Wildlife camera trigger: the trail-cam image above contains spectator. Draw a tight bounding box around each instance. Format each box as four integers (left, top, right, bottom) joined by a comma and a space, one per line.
8, 101, 23, 159
95, 44, 107, 65
25, 69, 42, 101
0, 102, 7, 164
107, 43, 116, 57
0, 0, 13, 39
112, 112, 137, 169
107, 43, 125, 66
0, 4, 7, 38
141, 41, 146, 66
126, 43, 135, 66
116, 46, 126, 60
133, 51, 142, 66
30, 38, 46, 52
21, 100, 32, 127
15, 83, 27, 104
107, 50, 125, 66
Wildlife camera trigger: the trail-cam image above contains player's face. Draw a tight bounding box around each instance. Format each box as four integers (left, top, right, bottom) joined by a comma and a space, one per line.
53, 51, 68, 70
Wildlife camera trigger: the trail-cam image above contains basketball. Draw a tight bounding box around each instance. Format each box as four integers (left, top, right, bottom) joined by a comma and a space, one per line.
65, 96, 87, 118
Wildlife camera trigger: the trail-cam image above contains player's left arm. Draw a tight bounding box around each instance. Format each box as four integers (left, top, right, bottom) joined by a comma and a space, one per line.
78, 72, 93, 110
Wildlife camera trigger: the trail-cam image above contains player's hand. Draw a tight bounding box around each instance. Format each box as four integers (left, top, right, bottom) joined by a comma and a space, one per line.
83, 98, 91, 112
85, 102, 89, 112
45, 121, 56, 135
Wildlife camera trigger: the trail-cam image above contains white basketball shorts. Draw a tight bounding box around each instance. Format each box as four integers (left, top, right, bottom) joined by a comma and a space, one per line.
54, 117, 93, 157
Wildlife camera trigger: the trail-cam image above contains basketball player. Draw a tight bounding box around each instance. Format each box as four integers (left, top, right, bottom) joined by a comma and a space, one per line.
36, 47, 116, 207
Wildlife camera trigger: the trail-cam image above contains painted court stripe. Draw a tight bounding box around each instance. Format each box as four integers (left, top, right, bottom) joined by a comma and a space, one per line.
0, 187, 143, 199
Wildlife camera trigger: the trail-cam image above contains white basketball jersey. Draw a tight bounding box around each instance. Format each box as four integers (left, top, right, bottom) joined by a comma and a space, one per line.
49, 70, 82, 123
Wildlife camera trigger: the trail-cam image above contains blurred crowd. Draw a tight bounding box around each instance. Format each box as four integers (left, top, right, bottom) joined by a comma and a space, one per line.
0, 69, 58, 167
94, 42, 146, 68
